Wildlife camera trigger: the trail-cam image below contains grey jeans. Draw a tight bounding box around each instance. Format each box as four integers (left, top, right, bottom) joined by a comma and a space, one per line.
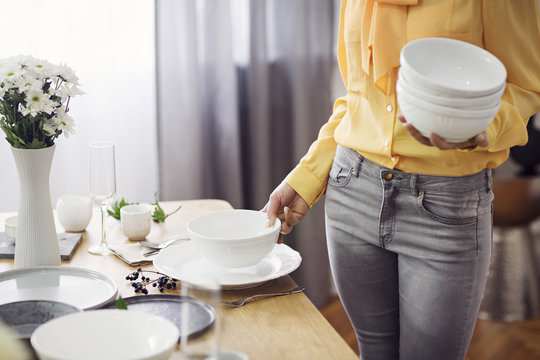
325, 145, 493, 360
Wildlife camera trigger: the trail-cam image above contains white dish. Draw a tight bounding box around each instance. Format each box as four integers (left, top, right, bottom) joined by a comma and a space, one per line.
31, 309, 178, 360
397, 70, 505, 109
4, 215, 17, 243
400, 37, 506, 97
188, 209, 281, 268
0, 266, 117, 310
397, 82, 499, 142
154, 242, 302, 290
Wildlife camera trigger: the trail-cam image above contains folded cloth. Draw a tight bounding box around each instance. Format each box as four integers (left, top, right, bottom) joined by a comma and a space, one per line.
108, 243, 156, 267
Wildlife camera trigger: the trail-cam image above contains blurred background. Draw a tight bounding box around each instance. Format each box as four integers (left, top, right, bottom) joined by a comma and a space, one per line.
0, 0, 342, 306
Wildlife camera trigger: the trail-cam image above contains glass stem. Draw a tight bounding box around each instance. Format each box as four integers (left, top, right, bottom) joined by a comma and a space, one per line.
100, 204, 108, 247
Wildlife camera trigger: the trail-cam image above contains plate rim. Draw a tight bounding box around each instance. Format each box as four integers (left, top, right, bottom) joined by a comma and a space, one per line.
0, 265, 118, 310
101, 293, 216, 339
154, 242, 302, 290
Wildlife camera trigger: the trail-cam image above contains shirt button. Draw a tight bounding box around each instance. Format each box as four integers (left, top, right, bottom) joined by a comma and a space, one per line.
386, 105, 393, 112
391, 157, 396, 162
384, 173, 393, 181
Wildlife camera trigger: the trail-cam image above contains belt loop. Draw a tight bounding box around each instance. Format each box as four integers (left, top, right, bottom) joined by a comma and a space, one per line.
485, 169, 492, 193
353, 154, 364, 178
409, 173, 418, 195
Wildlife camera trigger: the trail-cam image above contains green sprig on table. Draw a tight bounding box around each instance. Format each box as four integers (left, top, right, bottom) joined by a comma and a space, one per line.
107, 191, 182, 223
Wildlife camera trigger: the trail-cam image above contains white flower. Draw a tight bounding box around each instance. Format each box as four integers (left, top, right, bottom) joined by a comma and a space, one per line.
22, 78, 43, 92
58, 63, 79, 85
42, 121, 57, 136
21, 89, 57, 116
51, 111, 75, 137
56, 83, 84, 102
0, 55, 81, 148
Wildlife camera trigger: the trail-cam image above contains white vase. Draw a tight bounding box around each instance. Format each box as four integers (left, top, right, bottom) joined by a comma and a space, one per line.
11, 145, 60, 268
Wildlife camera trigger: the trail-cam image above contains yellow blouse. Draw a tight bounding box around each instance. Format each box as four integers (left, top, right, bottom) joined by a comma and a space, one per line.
286, 0, 540, 206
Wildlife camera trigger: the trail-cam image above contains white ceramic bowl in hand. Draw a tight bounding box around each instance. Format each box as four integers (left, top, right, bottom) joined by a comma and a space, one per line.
397, 70, 505, 110
187, 209, 281, 268
400, 37, 506, 97
31, 309, 179, 360
397, 82, 500, 142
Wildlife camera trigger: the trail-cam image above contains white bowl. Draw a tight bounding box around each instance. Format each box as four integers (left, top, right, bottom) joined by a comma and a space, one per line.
187, 209, 280, 268
31, 310, 179, 360
397, 83, 500, 142
400, 37, 506, 97
56, 194, 93, 232
397, 70, 505, 110
4, 215, 17, 243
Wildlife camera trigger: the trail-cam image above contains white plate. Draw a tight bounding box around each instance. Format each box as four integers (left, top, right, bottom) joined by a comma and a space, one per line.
154, 242, 302, 290
0, 266, 117, 309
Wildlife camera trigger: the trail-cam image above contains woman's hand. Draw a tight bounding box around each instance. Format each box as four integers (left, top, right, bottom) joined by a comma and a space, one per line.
398, 114, 489, 150
262, 182, 310, 243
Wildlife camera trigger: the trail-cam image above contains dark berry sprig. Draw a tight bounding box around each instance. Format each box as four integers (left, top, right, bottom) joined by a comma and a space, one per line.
125, 268, 177, 294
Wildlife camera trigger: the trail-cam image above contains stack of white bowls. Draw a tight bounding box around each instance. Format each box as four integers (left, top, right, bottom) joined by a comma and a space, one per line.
397, 37, 507, 142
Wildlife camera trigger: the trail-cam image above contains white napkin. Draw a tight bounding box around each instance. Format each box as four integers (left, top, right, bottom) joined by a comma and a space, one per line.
108, 243, 156, 266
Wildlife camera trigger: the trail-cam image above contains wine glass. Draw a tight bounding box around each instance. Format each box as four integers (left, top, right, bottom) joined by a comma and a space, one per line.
88, 141, 116, 255
180, 277, 222, 360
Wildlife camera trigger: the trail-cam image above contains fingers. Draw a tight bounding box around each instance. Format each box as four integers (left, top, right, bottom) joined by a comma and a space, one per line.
280, 207, 293, 235
264, 192, 281, 227
398, 115, 432, 146
473, 132, 489, 147
399, 114, 489, 150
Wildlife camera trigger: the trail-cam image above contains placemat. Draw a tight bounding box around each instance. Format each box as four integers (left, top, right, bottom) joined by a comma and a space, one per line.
0, 232, 82, 261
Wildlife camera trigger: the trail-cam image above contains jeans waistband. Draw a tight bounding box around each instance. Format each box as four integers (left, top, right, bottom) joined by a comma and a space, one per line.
336, 145, 492, 193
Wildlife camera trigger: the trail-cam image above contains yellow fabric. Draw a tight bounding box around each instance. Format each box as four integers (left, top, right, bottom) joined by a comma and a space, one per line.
285, 0, 540, 207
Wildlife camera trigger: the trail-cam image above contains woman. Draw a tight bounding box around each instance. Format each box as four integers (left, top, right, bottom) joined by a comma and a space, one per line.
264, 1, 540, 359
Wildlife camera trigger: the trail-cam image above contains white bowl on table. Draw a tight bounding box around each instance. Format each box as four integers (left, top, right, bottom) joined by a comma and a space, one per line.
4, 215, 17, 243
30, 309, 179, 360
187, 209, 281, 268
56, 194, 93, 232
399, 37, 507, 97
397, 81, 501, 142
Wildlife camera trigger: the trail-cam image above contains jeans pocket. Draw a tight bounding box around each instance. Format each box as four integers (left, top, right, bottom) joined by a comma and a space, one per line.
416, 190, 480, 226
327, 159, 353, 189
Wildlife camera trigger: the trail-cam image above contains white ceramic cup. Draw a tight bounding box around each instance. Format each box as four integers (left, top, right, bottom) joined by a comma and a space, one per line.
56, 195, 93, 232
121, 204, 152, 241
4, 215, 17, 243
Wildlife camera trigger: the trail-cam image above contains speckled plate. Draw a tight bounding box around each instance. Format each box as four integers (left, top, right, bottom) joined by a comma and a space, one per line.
0, 300, 81, 339
102, 294, 215, 340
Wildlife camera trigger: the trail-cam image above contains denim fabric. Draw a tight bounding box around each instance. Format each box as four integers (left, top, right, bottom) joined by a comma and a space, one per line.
325, 145, 493, 360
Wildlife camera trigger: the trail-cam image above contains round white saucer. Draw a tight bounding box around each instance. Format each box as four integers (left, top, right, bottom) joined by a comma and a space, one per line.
154, 242, 301, 290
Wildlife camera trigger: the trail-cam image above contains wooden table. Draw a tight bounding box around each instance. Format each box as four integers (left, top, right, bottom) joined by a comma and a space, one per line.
0, 200, 358, 360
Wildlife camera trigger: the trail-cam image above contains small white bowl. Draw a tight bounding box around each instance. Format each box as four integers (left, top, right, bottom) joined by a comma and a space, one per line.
397, 84, 500, 142
187, 209, 280, 268
400, 37, 506, 97
397, 70, 505, 110
4, 215, 17, 243
56, 194, 93, 232
31, 309, 179, 360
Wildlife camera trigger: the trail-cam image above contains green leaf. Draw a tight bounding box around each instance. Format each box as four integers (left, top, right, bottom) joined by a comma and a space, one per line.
108, 198, 131, 220
115, 296, 128, 310
151, 191, 181, 223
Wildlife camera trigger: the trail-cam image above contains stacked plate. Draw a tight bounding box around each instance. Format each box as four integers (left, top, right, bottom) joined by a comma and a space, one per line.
397, 37, 507, 142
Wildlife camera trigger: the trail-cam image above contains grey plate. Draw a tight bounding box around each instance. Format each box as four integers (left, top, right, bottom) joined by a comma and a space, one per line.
102, 294, 215, 340
0, 300, 81, 339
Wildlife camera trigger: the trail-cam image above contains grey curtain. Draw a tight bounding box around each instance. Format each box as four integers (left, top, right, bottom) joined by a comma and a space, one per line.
156, 0, 337, 307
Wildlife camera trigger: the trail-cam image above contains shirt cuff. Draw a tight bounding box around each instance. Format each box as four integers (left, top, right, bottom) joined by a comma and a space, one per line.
284, 163, 327, 207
